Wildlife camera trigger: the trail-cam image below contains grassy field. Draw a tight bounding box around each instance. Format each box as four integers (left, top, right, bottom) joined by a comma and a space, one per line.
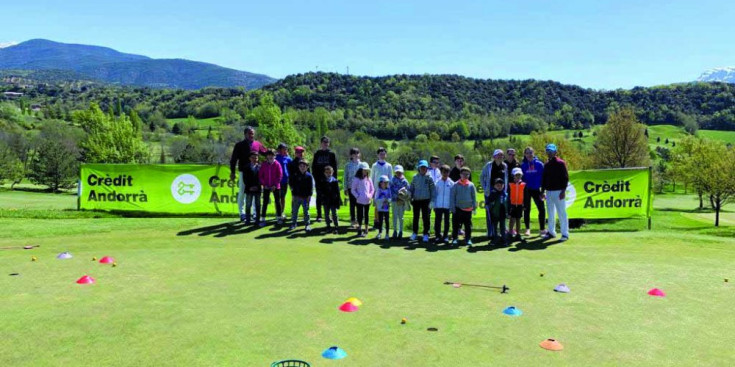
1, 190, 734, 366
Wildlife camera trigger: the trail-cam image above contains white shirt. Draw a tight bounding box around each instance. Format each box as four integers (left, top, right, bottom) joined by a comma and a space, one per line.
428, 167, 441, 182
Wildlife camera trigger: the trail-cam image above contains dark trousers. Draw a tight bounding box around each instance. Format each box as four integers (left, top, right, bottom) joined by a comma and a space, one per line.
325, 205, 339, 228
356, 203, 370, 226
348, 191, 358, 222
434, 208, 450, 239
261, 188, 283, 218
412, 199, 431, 235
315, 180, 325, 218
377, 211, 390, 233
452, 209, 473, 241
490, 211, 507, 242
523, 188, 546, 230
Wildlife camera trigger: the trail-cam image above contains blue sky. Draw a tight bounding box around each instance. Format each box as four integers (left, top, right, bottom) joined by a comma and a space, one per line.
2, 0, 733, 89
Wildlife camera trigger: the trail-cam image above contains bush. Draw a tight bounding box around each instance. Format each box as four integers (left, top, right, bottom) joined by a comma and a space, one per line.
28, 121, 83, 191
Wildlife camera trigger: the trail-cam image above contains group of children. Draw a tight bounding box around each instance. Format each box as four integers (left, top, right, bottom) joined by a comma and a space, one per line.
239, 142, 540, 247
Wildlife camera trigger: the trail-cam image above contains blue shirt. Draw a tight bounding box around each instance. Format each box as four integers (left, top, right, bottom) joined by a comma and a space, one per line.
275, 154, 293, 186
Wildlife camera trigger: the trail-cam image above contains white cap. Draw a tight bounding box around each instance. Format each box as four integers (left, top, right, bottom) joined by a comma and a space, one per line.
394, 165, 404, 173
359, 162, 370, 170
512, 167, 523, 176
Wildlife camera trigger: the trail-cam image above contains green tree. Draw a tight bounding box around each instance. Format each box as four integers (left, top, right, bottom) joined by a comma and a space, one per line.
28, 121, 83, 192
73, 104, 150, 163
593, 108, 650, 168
314, 107, 331, 138
672, 137, 735, 226
246, 93, 301, 148
129, 110, 143, 134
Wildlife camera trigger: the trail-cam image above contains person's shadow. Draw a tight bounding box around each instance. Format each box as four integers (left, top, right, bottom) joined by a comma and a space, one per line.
176, 221, 260, 238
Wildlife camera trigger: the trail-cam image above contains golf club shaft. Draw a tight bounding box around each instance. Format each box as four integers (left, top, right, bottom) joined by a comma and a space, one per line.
444, 281, 505, 289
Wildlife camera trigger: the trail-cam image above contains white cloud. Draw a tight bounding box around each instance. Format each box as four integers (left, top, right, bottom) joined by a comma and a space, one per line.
0, 41, 18, 48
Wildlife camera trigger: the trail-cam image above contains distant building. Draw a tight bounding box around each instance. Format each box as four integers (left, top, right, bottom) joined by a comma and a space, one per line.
3, 91, 24, 98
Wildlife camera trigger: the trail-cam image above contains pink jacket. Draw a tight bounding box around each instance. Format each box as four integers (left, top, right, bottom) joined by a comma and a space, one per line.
258, 160, 283, 189
351, 177, 375, 205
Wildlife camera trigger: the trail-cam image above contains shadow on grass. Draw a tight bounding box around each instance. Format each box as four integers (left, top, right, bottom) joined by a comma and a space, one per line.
507, 237, 563, 252
177, 221, 262, 238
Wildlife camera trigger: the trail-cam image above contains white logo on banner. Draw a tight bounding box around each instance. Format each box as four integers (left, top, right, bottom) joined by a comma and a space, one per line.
171, 174, 201, 204
565, 182, 576, 209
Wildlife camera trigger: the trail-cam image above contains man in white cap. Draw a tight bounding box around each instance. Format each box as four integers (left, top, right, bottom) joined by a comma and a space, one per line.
480, 149, 508, 238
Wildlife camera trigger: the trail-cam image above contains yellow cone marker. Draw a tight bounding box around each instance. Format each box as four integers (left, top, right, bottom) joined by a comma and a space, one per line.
345, 297, 363, 307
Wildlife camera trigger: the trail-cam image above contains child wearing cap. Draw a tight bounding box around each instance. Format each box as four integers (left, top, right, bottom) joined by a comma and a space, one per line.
374, 175, 392, 240
344, 148, 362, 229
258, 149, 284, 226
508, 167, 526, 241
242, 151, 261, 225
289, 159, 314, 232
390, 165, 410, 239
275, 143, 293, 221
409, 160, 436, 243
322, 166, 342, 234
487, 178, 509, 244
450, 167, 477, 247
370, 147, 393, 229
351, 162, 374, 237
432, 165, 454, 243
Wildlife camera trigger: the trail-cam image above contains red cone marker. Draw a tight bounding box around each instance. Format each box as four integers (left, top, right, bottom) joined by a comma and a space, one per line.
339, 302, 359, 312
647, 288, 666, 297
76, 275, 95, 284
99, 256, 115, 264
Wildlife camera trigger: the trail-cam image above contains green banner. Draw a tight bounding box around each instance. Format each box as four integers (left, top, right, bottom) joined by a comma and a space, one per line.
80, 164, 651, 219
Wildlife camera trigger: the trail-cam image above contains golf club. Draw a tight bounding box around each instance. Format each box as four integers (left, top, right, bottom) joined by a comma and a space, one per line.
0, 245, 40, 250
444, 281, 509, 293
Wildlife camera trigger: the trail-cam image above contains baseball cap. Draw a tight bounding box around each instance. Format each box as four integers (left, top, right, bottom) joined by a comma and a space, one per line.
359, 162, 370, 170
545, 143, 557, 153
512, 167, 523, 176
493, 149, 504, 157
494, 178, 505, 184
418, 160, 429, 168
277, 143, 288, 150
379, 175, 390, 183
394, 165, 404, 173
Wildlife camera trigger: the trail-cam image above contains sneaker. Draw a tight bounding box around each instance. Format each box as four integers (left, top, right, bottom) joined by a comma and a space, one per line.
359, 231, 367, 238
258, 221, 266, 227
459, 229, 465, 236
392, 231, 398, 239
560, 236, 569, 242
305, 225, 312, 232
239, 214, 247, 222
375, 231, 382, 239
289, 224, 296, 230
524, 229, 531, 236
467, 240, 473, 247
422, 234, 429, 243
398, 231, 403, 239
543, 233, 556, 240
444, 237, 450, 243
276, 218, 283, 225
315, 217, 322, 223
410, 233, 417, 241
451, 239, 458, 246
384, 233, 390, 240
333, 228, 339, 235
539, 229, 548, 236
244, 219, 252, 225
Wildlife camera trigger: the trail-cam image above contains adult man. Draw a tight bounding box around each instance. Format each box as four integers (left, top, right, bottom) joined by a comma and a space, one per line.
480, 149, 508, 237
230, 126, 268, 222
542, 143, 569, 241
312, 136, 338, 222
521, 147, 546, 236
427, 155, 442, 182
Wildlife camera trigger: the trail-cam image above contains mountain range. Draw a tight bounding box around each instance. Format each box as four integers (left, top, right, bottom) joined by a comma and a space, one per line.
0, 39, 275, 89
697, 67, 735, 83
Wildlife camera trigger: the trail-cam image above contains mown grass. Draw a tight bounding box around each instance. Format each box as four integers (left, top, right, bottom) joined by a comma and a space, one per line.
1, 190, 733, 366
